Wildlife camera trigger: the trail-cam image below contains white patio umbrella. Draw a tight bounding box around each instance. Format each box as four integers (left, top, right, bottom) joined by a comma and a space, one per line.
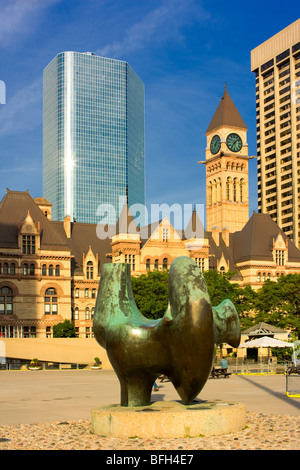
239, 336, 293, 349
239, 335, 293, 363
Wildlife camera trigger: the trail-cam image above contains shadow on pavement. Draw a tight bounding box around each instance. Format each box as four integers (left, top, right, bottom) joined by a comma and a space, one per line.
237, 374, 300, 411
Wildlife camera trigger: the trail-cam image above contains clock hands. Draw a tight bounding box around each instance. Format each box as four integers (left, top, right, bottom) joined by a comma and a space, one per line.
227, 133, 242, 152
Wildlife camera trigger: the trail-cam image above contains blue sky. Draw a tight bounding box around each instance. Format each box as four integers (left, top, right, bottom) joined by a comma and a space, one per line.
0, 0, 299, 228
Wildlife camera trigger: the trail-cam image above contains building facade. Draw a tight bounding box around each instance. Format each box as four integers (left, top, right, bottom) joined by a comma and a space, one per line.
2, 82, 300, 339
1, 188, 300, 339
43, 51, 145, 225
251, 19, 300, 249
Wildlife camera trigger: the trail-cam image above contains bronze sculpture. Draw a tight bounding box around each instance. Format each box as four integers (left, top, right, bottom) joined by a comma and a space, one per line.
93, 256, 240, 407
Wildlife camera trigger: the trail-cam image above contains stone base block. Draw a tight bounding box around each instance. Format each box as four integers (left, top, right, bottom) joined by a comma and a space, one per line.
91, 400, 246, 438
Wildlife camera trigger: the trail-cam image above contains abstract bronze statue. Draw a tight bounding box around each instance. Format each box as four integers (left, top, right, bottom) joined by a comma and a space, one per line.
93, 256, 240, 407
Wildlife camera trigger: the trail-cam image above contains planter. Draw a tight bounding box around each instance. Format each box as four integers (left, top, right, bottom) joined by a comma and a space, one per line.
91, 366, 102, 370
28, 366, 41, 371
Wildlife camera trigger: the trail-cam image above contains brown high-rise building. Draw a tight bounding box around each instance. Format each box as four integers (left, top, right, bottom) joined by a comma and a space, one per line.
251, 19, 300, 249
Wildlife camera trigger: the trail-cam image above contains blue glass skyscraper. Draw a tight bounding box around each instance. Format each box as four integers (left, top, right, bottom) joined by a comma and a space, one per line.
43, 52, 145, 225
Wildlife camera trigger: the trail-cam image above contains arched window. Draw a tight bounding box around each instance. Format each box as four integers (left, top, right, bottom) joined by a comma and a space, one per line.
91, 307, 95, 319
74, 307, 79, 320
86, 261, 93, 279
212, 179, 217, 204
240, 179, 244, 203
10, 263, 15, 275
226, 178, 231, 201
55, 265, 60, 276
85, 307, 90, 320
154, 259, 158, 270
0, 287, 13, 314
44, 288, 58, 315
163, 258, 168, 270
208, 182, 213, 207
48, 265, 53, 276
3, 263, 8, 275
233, 178, 238, 202
23, 264, 28, 276
29, 264, 35, 276
217, 178, 222, 202
42, 264, 47, 276
146, 259, 150, 271
257, 272, 261, 283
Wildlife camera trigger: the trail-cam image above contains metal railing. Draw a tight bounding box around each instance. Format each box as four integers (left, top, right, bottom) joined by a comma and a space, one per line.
214, 358, 289, 375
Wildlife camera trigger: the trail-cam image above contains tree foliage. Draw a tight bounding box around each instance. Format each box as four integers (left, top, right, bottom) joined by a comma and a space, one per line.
131, 270, 169, 319
131, 268, 300, 338
254, 274, 300, 337
53, 319, 76, 338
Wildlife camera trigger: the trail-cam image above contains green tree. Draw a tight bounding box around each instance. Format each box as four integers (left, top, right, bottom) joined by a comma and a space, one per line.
131, 270, 169, 319
131, 268, 300, 337
254, 274, 300, 338
53, 319, 76, 338
203, 270, 240, 307
203, 270, 257, 330
131, 268, 256, 325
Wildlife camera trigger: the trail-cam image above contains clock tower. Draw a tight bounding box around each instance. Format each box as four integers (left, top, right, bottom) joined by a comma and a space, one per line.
200, 85, 250, 234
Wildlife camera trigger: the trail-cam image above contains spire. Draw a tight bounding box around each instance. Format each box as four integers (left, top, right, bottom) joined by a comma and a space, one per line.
116, 203, 139, 235
206, 85, 247, 134
184, 207, 206, 239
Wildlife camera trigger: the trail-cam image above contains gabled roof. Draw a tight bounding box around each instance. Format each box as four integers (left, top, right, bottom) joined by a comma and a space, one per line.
232, 212, 300, 263
206, 85, 247, 134
68, 222, 112, 274
0, 190, 69, 250
139, 220, 161, 246
206, 231, 243, 280
242, 322, 286, 335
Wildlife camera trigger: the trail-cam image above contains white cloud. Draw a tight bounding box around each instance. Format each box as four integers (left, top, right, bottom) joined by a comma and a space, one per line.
96, 0, 210, 58
0, 0, 61, 45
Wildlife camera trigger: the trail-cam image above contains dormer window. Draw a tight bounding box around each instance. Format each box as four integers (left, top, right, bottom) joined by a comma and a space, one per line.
125, 254, 135, 271
86, 261, 93, 279
275, 250, 285, 265
22, 235, 35, 254
162, 227, 169, 242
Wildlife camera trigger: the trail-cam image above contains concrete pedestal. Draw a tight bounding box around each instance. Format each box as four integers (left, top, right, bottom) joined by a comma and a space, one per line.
91, 400, 246, 438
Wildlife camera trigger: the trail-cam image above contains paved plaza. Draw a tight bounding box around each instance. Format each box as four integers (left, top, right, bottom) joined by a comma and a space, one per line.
0, 370, 299, 450
0, 370, 299, 425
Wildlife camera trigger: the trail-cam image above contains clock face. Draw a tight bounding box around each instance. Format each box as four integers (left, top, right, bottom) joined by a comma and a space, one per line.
226, 133, 242, 152
210, 135, 221, 155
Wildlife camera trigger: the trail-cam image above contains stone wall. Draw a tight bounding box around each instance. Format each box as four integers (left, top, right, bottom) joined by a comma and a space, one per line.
1, 337, 112, 369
